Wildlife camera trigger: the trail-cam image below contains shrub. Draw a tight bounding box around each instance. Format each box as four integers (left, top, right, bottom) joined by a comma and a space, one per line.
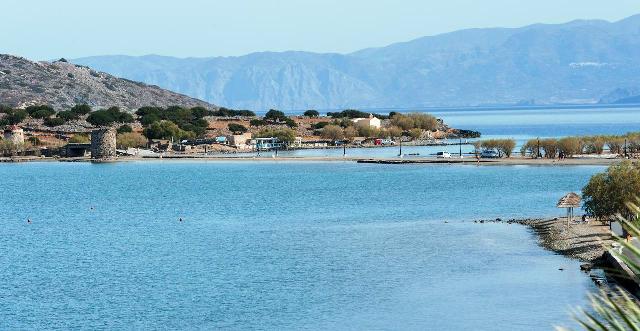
117, 132, 147, 149
57, 111, 79, 122
311, 122, 330, 130
343, 126, 358, 140
321, 125, 344, 140
249, 119, 266, 127
143, 120, 194, 141
5, 109, 27, 125
31, 108, 56, 119
70, 104, 92, 115
68, 134, 90, 144
117, 125, 133, 134
304, 110, 320, 117
44, 117, 65, 127
583, 161, 640, 221
557, 137, 583, 156
228, 123, 248, 134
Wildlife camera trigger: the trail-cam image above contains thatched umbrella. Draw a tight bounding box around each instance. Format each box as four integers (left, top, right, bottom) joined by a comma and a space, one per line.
557, 192, 581, 226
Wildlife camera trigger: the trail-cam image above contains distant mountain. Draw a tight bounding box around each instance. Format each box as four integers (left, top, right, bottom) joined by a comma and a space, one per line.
74, 14, 640, 110
599, 87, 640, 104
0, 54, 215, 110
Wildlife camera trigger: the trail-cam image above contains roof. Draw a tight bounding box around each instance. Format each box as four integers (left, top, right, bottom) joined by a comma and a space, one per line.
557, 192, 581, 208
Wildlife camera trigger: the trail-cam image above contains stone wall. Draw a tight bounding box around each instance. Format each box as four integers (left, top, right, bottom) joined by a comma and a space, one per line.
91, 128, 117, 159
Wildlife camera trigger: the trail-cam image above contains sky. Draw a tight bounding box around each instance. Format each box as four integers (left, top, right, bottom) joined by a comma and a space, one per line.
2, 0, 640, 60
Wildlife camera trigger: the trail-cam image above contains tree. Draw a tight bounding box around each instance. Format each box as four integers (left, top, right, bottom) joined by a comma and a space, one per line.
264, 109, 287, 122
386, 126, 403, 138
409, 128, 422, 140
117, 132, 147, 149
57, 111, 79, 122
321, 125, 344, 140
6, 110, 27, 125
249, 119, 266, 127
228, 123, 248, 134
143, 120, 194, 141
31, 108, 56, 119
44, 117, 65, 127
343, 126, 358, 140
70, 104, 92, 115
496, 139, 516, 158
304, 110, 320, 117
583, 161, 640, 222
557, 137, 583, 156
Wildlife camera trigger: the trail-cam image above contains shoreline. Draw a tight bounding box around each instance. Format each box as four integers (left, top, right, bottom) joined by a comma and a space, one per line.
478, 217, 614, 263
0, 155, 627, 166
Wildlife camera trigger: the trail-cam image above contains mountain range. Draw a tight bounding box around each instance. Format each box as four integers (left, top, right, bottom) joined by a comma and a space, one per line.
0, 55, 215, 110
71, 14, 640, 111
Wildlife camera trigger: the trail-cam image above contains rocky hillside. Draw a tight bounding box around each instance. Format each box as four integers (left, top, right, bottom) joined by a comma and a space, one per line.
75, 14, 640, 110
0, 54, 215, 110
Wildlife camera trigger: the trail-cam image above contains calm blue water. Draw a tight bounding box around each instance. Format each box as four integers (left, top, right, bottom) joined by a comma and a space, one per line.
1, 162, 605, 330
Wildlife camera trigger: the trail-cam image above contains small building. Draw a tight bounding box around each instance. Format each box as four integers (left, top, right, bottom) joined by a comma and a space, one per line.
251, 137, 283, 151
3, 125, 25, 144
352, 114, 382, 129
62, 143, 91, 157
227, 133, 252, 150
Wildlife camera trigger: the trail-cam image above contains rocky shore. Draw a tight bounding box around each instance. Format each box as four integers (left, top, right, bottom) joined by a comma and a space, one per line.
475, 217, 614, 263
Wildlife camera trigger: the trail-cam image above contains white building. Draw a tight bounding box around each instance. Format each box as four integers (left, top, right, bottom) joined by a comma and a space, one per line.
352, 114, 381, 129
227, 133, 253, 150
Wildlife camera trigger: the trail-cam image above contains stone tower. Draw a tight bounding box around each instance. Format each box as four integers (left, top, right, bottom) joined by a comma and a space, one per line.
91, 128, 117, 159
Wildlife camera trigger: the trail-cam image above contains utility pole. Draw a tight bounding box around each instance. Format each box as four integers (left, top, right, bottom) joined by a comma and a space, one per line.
459, 136, 462, 158
624, 138, 628, 158
537, 137, 541, 158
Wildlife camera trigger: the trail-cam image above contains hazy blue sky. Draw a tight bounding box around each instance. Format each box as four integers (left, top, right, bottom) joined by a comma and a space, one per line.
3, 0, 640, 60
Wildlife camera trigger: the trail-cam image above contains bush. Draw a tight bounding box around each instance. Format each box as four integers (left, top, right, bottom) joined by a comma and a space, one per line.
321, 125, 344, 140
210, 107, 255, 117
87, 107, 134, 126
143, 120, 194, 141
304, 110, 320, 117
117, 132, 147, 149
5, 109, 27, 125
583, 161, 640, 222
71, 104, 92, 115
117, 125, 133, 134
31, 108, 56, 119
57, 111, 79, 122
250, 119, 266, 127
343, 126, 358, 140
68, 134, 90, 144
312, 122, 330, 130
44, 117, 65, 127
228, 123, 248, 134
25, 105, 54, 117
557, 137, 583, 156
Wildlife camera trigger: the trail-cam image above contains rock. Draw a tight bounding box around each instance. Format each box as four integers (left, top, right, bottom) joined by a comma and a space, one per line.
580, 263, 593, 272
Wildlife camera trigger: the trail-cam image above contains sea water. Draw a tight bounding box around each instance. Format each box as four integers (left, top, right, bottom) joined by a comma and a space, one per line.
0, 162, 606, 330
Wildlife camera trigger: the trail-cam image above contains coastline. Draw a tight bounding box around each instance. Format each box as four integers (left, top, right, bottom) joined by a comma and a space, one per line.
0, 155, 627, 166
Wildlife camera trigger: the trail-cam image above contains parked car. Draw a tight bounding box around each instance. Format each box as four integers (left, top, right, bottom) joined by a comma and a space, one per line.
436, 151, 452, 158
481, 150, 500, 158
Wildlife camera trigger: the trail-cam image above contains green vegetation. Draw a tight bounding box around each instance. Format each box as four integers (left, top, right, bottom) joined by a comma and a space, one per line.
2, 109, 27, 125
87, 107, 134, 126
303, 110, 320, 117
143, 120, 195, 141
117, 125, 133, 134
68, 134, 90, 144
117, 132, 147, 149
327, 109, 388, 120
582, 161, 640, 222
320, 125, 344, 140
254, 128, 296, 144
522, 133, 640, 158
210, 107, 255, 117
390, 113, 438, 131
228, 123, 248, 134
43, 117, 65, 127
70, 104, 92, 116
478, 139, 517, 157
26, 105, 56, 119
561, 200, 640, 331
136, 106, 209, 137
249, 119, 266, 127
